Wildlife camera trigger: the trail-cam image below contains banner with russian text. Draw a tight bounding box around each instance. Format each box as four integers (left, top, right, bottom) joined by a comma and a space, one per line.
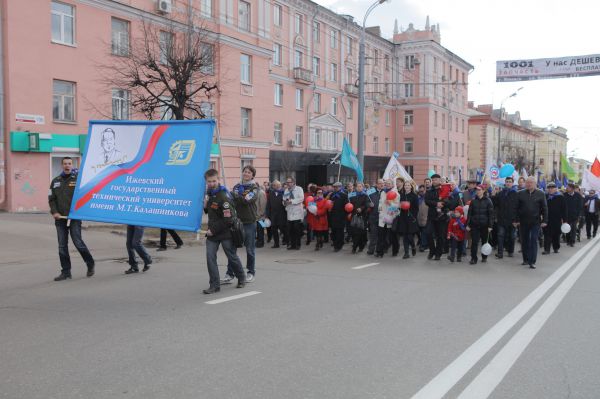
496, 54, 600, 82
69, 120, 214, 231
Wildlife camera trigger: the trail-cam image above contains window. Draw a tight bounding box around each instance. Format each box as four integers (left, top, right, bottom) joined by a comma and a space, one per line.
331, 97, 338, 116
404, 83, 414, 97
442, 87, 446, 102
312, 56, 320, 76
241, 159, 253, 171
462, 119, 465, 133
373, 136, 379, 153
111, 89, 129, 120
201, 0, 213, 18
295, 88, 303, 110
434, 110, 438, 127
385, 55, 389, 70
449, 140, 452, 156
442, 139, 445, 155
295, 14, 303, 35
273, 4, 282, 26
434, 138, 438, 154
385, 110, 390, 126
273, 44, 282, 66
405, 55, 415, 69
406, 165, 414, 177
346, 133, 353, 148
441, 113, 446, 129
240, 54, 251, 84
330, 29, 337, 49
274, 122, 282, 144
274, 83, 283, 106
313, 22, 320, 42
241, 108, 251, 136
348, 100, 353, 119
347, 36, 353, 55
385, 138, 390, 154
434, 84, 438, 99
461, 143, 465, 157
200, 43, 214, 74
448, 114, 452, 130
330, 63, 337, 82
374, 49, 379, 66
159, 31, 173, 65
456, 117, 459, 132
404, 138, 414, 153
313, 93, 321, 113
159, 96, 173, 120
346, 67, 352, 84
404, 110, 413, 125
111, 18, 129, 56
53, 80, 75, 122
295, 126, 303, 146
455, 142, 459, 157
311, 128, 321, 149
433, 56, 438, 73
200, 102, 214, 118
294, 50, 303, 68
239, 1, 251, 32
51, 1, 74, 45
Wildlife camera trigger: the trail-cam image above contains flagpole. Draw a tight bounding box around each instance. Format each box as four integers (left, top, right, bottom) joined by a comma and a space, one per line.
337, 160, 342, 182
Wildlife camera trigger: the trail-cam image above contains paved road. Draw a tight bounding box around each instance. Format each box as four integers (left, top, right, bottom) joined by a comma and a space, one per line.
1, 214, 599, 399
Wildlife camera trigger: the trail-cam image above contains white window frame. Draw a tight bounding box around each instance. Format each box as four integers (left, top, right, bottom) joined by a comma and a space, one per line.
273, 3, 282, 26
313, 22, 320, 42
373, 136, 379, 153
200, 43, 215, 74
159, 31, 174, 65
404, 138, 414, 153
294, 50, 303, 68
53, 80, 75, 122
295, 88, 303, 110
274, 83, 283, 106
159, 96, 173, 120
312, 56, 320, 76
330, 29, 337, 49
111, 18, 129, 56
238, 1, 251, 32
385, 110, 390, 126
330, 63, 337, 82
201, 0, 213, 18
404, 110, 413, 125
111, 88, 130, 120
295, 13, 303, 35
294, 126, 303, 146
385, 137, 390, 154
273, 44, 282, 66
313, 93, 321, 113
404, 83, 414, 97
348, 100, 353, 120
200, 102, 214, 118
347, 36, 353, 55
331, 97, 338, 116
51, 1, 75, 46
241, 107, 251, 137
240, 54, 252, 84
274, 122, 282, 144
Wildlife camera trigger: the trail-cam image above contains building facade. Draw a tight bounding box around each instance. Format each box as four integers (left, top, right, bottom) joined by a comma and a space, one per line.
0, 0, 471, 212
530, 126, 569, 179
568, 157, 592, 183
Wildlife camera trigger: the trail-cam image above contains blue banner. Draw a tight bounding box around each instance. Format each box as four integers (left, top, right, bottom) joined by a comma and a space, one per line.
341, 138, 364, 182
69, 120, 214, 231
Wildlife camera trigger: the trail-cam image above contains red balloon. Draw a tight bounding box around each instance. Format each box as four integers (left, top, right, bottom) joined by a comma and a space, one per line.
344, 203, 354, 213
326, 199, 334, 209
305, 196, 314, 204
346, 213, 353, 221
400, 201, 410, 210
386, 191, 397, 200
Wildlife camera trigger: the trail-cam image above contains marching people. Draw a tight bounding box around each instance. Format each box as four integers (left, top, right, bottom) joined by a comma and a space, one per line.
311, 188, 329, 251
202, 169, 245, 294
226, 165, 259, 283
349, 182, 369, 254
366, 179, 384, 255
542, 182, 566, 255
584, 189, 599, 239
49, 156, 95, 281
375, 179, 399, 258
417, 184, 429, 252
447, 206, 467, 262
514, 177, 548, 269
157, 229, 183, 251
466, 186, 494, 264
492, 176, 518, 258
283, 177, 304, 250
425, 174, 449, 261
305, 184, 317, 246
329, 182, 349, 252
344, 182, 355, 243
564, 183, 583, 247
124, 225, 152, 274
265, 180, 287, 248
397, 181, 419, 259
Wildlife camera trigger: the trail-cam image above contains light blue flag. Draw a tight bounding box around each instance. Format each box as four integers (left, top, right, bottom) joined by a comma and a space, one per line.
340, 138, 364, 182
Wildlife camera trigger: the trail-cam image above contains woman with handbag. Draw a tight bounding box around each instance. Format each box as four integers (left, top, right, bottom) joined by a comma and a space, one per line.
350, 182, 369, 254
398, 181, 420, 259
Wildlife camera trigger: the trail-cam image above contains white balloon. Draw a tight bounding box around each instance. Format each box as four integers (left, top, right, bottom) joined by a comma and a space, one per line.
481, 243, 492, 256
561, 223, 571, 234
308, 205, 317, 215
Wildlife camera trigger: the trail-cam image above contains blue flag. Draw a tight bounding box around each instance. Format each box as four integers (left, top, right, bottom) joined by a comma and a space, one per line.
341, 138, 364, 182
539, 177, 546, 190
562, 175, 569, 187
555, 177, 561, 188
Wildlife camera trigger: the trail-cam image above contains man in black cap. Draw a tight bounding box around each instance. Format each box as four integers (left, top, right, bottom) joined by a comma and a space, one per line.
564, 183, 583, 247
424, 174, 449, 260
542, 182, 566, 255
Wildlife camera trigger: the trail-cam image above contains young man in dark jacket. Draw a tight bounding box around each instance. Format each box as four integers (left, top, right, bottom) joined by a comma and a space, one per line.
466, 186, 494, 264
584, 189, 600, 239
329, 182, 349, 252
366, 179, 384, 255
425, 174, 449, 260
48, 157, 95, 281
543, 182, 567, 254
349, 182, 369, 253
203, 169, 246, 294
513, 177, 548, 269
492, 177, 518, 258
564, 183, 583, 246
265, 180, 287, 248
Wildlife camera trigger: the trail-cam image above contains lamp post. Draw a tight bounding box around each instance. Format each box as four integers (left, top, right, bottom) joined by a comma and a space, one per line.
358, 0, 389, 173
497, 87, 523, 164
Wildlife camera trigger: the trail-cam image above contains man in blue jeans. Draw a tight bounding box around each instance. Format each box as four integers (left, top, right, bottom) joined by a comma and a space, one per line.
513, 177, 548, 269
124, 225, 152, 274
222, 165, 258, 284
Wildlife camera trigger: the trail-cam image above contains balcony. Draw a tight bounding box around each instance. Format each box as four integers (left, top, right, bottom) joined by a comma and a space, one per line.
344, 83, 359, 97
293, 67, 313, 84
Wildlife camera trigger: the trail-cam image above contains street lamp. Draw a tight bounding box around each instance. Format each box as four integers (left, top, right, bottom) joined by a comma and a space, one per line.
497, 86, 523, 163
357, 0, 390, 173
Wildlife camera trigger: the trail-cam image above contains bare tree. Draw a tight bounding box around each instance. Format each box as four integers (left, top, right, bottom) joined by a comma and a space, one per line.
97, 17, 219, 121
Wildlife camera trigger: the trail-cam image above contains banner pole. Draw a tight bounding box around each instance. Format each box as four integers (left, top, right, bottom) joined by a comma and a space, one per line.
337, 160, 342, 182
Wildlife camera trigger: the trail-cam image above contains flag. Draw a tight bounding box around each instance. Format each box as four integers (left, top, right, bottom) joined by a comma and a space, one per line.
562, 175, 569, 187
582, 169, 600, 191
520, 167, 529, 179
554, 177, 561, 188
591, 157, 600, 177
476, 169, 484, 184
539, 176, 546, 190
383, 154, 412, 181
340, 138, 364, 182
560, 154, 578, 182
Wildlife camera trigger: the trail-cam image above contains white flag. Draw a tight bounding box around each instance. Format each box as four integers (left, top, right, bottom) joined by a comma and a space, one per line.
520, 167, 529, 179
581, 169, 600, 191
383, 155, 412, 181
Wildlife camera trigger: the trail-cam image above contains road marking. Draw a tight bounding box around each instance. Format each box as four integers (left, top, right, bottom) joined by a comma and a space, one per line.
205, 291, 261, 305
457, 241, 600, 399
410, 237, 599, 399
352, 262, 380, 270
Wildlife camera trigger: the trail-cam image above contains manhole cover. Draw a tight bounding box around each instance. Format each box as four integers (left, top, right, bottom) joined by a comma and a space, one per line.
275, 259, 315, 264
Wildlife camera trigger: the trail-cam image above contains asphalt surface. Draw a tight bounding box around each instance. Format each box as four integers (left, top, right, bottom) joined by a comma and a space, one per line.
1, 213, 599, 399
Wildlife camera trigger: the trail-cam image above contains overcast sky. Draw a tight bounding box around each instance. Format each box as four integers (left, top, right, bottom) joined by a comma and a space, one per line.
317, 0, 600, 162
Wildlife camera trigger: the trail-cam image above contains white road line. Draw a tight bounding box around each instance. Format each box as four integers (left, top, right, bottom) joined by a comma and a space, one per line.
457, 241, 600, 399
410, 237, 599, 399
352, 262, 380, 270
205, 291, 261, 305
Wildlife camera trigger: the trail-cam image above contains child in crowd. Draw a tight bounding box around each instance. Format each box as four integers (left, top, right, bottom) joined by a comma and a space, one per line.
447, 206, 467, 263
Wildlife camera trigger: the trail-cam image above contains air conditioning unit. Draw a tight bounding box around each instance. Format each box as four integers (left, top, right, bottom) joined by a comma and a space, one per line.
156, 0, 172, 13
287, 139, 295, 147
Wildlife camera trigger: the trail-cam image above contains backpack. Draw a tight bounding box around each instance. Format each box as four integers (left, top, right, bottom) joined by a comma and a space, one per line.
229, 206, 245, 248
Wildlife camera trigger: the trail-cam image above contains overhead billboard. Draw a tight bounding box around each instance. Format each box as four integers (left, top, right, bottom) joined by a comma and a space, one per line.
496, 54, 600, 82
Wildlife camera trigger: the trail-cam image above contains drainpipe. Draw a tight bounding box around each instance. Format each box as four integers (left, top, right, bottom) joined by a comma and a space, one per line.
0, 0, 6, 207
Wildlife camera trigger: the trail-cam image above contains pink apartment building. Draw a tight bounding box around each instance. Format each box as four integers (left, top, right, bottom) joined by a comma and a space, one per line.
0, 0, 472, 212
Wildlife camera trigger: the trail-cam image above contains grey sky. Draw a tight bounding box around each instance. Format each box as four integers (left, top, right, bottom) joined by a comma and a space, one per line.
317, 0, 600, 162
